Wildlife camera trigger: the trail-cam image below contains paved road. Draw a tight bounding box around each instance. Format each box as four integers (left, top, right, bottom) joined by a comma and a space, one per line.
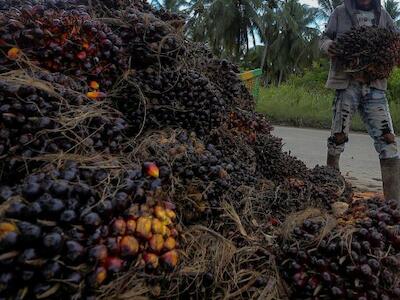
272, 126, 399, 191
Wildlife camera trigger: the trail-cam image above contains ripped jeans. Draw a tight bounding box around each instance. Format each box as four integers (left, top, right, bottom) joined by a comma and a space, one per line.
328, 82, 399, 159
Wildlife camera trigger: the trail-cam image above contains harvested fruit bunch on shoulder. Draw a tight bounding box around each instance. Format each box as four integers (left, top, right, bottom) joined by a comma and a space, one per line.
0, 4, 126, 89
279, 198, 400, 299
0, 161, 179, 299
335, 26, 400, 81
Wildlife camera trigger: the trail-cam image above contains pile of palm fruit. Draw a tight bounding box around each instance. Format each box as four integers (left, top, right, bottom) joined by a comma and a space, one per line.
335, 26, 400, 82
279, 198, 400, 299
0, 0, 394, 299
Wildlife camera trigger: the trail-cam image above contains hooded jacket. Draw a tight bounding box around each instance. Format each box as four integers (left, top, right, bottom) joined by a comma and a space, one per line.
320, 0, 397, 90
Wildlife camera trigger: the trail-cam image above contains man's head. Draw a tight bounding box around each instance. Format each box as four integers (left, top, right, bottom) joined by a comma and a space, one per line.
355, 0, 374, 10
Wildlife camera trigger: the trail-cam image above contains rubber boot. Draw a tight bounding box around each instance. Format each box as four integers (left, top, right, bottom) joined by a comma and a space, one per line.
327, 153, 340, 171
380, 158, 400, 202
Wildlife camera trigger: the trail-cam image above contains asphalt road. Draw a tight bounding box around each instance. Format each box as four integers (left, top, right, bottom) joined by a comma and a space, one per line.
272, 126, 400, 191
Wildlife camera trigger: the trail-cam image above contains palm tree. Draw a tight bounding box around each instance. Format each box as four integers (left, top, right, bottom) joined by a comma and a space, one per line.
384, 0, 400, 26
258, 0, 320, 84
318, 0, 343, 19
185, 0, 263, 61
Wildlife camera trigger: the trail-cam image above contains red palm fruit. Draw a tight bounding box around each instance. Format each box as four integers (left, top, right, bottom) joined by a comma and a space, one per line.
161, 250, 178, 269
0, 222, 17, 239
88, 245, 108, 263
105, 257, 124, 274
120, 236, 139, 257
143, 162, 159, 178
170, 228, 179, 238
88, 266, 107, 287
111, 218, 126, 236
136, 216, 152, 239
7, 47, 21, 60
76, 51, 87, 60
154, 206, 167, 221
151, 218, 170, 237
143, 253, 159, 269
126, 219, 136, 235
86, 91, 106, 100
164, 237, 177, 251
165, 209, 176, 220
89, 81, 99, 90
149, 234, 164, 253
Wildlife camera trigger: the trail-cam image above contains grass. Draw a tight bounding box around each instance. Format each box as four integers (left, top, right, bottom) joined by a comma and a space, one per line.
256, 83, 400, 132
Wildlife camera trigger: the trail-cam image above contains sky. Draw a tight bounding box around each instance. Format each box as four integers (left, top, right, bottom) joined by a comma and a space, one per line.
300, 0, 319, 7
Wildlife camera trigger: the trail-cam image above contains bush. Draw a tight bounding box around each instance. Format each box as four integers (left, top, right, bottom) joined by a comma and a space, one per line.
388, 68, 400, 103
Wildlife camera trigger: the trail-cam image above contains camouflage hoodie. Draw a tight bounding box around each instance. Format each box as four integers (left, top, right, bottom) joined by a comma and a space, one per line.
320, 0, 397, 90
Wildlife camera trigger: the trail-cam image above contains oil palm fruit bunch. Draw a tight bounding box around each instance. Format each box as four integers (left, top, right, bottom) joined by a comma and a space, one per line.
308, 165, 351, 207
279, 198, 400, 299
117, 4, 185, 67
114, 68, 225, 136
226, 110, 272, 143
335, 26, 400, 81
254, 133, 309, 182
137, 130, 235, 222
0, 161, 179, 299
0, 4, 126, 90
0, 79, 127, 183
184, 44, 254, 111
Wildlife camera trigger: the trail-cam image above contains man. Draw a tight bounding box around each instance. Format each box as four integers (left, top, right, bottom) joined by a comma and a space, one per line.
320, 0, 400, 201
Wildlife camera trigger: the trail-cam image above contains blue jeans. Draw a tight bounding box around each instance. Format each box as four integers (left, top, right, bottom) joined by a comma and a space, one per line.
328, 82, 399, 159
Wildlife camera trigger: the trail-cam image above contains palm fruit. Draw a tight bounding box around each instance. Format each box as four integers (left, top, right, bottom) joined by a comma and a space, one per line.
119, 236, 139, 257
143, 252, 159, 270
0, 5, 127, 89
0, 160, 179, 299
111, 218, 126, 236
6, 47, 21, 60
88, 266, 107, 288
0, 78, 128, 183
105, 257, 124, 274
143, 162, 160, 178
335, 26, 400, 81
149, 234, 164, 253
163, 237, 177, 251
161, 250, 179, 269
279, 198, 400, 299
136, 216, 153, 240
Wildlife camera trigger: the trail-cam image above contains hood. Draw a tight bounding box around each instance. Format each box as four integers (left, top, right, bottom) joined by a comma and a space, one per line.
344, 0, 382, 25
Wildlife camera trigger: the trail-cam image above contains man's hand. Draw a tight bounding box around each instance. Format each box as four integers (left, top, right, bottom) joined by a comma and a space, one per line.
327, 42, 340, 57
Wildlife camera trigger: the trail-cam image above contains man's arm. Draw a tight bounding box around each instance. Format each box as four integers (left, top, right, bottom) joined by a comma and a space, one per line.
319, 9, 339, 56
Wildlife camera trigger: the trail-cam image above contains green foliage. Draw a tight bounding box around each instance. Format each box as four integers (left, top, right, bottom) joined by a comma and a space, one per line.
388, 68, 400, 103
384, 0, 400, 25
288, 61, 329, 91
258, 0, 321, 84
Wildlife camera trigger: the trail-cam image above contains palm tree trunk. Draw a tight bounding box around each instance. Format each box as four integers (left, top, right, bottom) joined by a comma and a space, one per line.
260, 41, 268, 70
278, 69, 284, 86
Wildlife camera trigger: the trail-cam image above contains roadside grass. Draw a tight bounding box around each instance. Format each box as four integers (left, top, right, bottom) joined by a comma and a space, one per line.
256, 84, 400, 132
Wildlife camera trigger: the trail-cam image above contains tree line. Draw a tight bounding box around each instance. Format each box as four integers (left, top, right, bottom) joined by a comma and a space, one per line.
151, 0, 400, 85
